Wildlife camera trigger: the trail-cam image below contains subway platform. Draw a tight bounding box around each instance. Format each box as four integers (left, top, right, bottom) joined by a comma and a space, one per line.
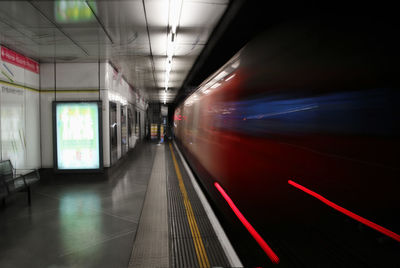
0, 141, 241, 268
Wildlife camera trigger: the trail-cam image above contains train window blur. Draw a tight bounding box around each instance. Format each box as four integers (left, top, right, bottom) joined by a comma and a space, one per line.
215, 88, 399, 137
174, 19, 400, 266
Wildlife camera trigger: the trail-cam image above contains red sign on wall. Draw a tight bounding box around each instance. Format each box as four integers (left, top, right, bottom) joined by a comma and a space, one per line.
1, 46, 39, 74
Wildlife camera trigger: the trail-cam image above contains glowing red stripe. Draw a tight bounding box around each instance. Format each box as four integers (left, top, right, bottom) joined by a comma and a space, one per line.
288, 180, 400, 242
214, 182, 280, 264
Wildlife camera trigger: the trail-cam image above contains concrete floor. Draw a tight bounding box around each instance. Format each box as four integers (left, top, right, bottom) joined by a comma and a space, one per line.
0, 142, 157, 268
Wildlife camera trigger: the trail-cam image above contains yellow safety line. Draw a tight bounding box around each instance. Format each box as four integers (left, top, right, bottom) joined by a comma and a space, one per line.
41, 89, 100, 93
169, 143, 210, 268
0, 79, 39, 92
0, 80, 99, 94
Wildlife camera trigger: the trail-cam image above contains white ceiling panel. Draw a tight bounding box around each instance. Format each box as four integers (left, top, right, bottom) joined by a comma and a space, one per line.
180, 1, 226, 28
92, 1, 147, 44
0, 1, 54, 29
152, 89, 177, 99
153, 55, 197, 71
144, 0, 169, 28
174, 44, 204, 57
0, 0, 229, 103
172, 56, 198, 70
155, 71, 184, 83
175, 31, 207, 45
153, 56, 168, 72
93, 1, 146, 28
38, 44, 89, 58
149, 31, 168, 56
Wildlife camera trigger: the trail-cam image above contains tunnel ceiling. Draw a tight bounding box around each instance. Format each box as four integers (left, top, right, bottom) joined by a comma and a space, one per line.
173, 1, 400, 107
0, 0, 228, 103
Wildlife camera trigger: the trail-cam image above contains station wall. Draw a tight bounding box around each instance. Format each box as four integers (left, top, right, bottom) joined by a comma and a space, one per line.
39, 62, 105, 168
0, 46, 40, 169
40, 62, 147, 168
0, 44, 148, 170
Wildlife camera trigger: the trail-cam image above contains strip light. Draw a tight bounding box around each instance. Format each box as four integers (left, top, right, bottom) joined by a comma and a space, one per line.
108, 91, 127, 106
170, 0, 182, 34
288, 180, 400, 242
214, 182, 280, 264
164, 0, 182, 97
225, 74, 236, 81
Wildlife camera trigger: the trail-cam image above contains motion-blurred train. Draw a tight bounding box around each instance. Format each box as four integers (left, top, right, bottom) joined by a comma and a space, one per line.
174, 17, 400, 267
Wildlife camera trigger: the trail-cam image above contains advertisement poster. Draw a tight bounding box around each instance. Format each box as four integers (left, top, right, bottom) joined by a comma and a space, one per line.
55, 102, 101, 170
151, 124, 158, 139
1, 85, 25, 168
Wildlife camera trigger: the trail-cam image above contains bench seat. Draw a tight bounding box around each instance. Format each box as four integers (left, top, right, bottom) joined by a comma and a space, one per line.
0, 160, 40, 206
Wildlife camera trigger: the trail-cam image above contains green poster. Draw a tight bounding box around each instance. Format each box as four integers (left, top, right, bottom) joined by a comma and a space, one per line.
54, 0, 97, 23
56, 102, 100, 169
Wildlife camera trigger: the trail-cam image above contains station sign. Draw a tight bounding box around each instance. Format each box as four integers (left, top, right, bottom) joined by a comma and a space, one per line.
1, 46, 39, 74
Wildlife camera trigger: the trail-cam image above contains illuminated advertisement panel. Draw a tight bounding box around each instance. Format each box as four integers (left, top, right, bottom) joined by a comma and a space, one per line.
54, 0, 97, 23
151, 124, 158, 139
53, 102, 103, 171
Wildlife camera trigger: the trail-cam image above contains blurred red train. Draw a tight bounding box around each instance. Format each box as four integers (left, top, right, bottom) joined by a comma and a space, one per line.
174, 19, 400, 267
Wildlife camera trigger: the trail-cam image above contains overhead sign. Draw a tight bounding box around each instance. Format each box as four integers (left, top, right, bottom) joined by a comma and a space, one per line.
1, 46, 39, 74
0, 46, 39, 85
54, 102, 102, 171
161, 105, 168, 116
55, 0, 97, 23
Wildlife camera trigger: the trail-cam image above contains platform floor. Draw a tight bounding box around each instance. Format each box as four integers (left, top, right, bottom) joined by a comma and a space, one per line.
0, 142, 236, 268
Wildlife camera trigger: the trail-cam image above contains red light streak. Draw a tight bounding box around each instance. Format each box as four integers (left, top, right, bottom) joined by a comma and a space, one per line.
174, 115, 183, 121
288, 180, 400, 242
214, 182, 280, 264
174, 114, 187, 121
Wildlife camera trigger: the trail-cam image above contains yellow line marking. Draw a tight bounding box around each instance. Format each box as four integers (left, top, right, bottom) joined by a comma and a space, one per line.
0, 80, 101, 94
169, 142, 210, 268
1, 70, 14, 82
0, 79, 102, 94
41, 89, 100, 93
0, 79, 39, 92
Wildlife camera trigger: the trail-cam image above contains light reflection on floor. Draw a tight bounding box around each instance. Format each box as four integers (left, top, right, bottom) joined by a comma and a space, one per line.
0, 142, 157, 267
59, 193, 102, 256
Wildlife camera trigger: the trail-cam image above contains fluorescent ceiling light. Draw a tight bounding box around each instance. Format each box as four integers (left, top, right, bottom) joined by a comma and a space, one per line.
231, 60, 240, 69
211, 82, 221, 89
201, 86, 210, 92
214, 70, 228, 81
166, 58, 172, 73
164, 0, 183, 96
167, 32, 175, 60
225, 74, 236, 81
170, 0, 182, 34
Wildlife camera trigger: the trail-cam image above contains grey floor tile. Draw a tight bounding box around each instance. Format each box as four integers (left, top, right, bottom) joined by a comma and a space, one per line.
0, 142, 157, 268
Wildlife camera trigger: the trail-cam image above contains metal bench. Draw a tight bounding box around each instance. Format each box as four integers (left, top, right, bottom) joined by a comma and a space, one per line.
0, 160, 40, 206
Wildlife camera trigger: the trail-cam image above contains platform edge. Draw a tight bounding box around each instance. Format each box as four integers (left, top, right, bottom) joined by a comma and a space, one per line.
173, 141, 243, 268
